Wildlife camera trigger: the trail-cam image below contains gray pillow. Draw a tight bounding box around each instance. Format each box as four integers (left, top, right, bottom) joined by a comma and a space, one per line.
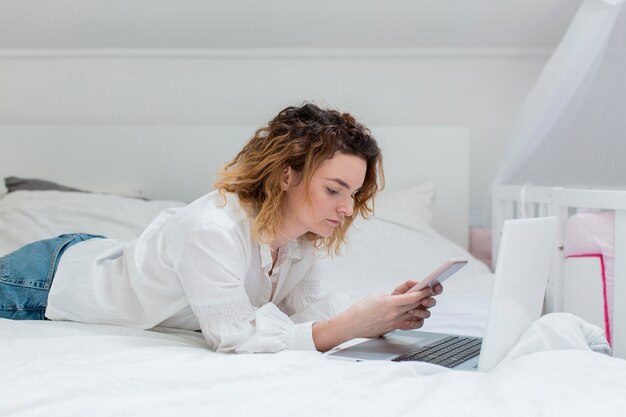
4, 176, 88, 193
3, 176, 154, 201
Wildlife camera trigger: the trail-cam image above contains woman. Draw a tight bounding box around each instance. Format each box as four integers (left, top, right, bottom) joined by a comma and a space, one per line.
0, 103, 441, 353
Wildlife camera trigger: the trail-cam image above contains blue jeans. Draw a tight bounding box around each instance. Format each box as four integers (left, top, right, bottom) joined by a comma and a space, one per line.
0, 234, 104, 320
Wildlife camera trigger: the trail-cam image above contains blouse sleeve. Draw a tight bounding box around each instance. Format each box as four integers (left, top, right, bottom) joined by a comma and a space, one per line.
174, 226, 316, 353
278, 261, 351, 324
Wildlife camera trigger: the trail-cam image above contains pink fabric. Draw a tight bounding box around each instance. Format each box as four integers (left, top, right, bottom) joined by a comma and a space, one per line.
469, 227, 492, 270
563, 212, 615, 344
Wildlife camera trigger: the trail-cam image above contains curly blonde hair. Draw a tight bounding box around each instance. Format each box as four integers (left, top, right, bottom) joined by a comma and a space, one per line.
215, 103, 384, 255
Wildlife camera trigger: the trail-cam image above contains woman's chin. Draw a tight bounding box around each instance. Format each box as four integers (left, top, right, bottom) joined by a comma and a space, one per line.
318, 228, 336, 238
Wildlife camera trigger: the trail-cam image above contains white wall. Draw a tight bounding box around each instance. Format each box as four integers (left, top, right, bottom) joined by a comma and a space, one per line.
0, 50, 548, 226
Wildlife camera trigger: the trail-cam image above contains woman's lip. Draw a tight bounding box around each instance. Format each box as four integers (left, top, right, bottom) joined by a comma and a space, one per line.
327, 219, 341, 226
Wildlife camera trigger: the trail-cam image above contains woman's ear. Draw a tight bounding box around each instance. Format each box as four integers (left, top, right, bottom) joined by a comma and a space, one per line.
280, 167, 292, 191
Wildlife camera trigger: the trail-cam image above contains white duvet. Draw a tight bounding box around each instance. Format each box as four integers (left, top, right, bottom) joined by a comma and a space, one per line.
0, 313, 623, 417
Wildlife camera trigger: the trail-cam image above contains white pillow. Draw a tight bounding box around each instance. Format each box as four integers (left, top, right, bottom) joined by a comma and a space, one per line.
0, 184, 436, 255
0, 190, 185, 255
373, 182, 436, 231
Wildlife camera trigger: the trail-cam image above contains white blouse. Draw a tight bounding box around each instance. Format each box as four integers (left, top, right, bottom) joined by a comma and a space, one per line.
46, 191, 343, 353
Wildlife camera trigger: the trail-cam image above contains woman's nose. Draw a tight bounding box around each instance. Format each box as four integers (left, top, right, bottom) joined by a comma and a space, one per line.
338, 197, 354, 217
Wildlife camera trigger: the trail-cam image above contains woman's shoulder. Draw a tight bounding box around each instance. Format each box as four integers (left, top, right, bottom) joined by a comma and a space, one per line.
176, 190, 251, 235
150, 191, 254, 258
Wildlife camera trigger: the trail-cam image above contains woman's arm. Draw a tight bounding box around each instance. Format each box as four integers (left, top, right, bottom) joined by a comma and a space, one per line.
312, 284, 442, 352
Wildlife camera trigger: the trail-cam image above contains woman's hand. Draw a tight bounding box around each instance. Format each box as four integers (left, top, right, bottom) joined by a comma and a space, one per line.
391, 279, 443, 296
312, 280, 443, 352
340, 289, 433, 338
390, 279, 443, 330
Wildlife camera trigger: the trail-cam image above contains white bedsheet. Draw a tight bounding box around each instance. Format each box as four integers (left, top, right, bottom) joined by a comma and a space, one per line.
0, 314, 623, 417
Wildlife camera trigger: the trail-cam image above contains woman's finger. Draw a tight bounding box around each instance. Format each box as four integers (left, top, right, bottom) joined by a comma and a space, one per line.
401, 309, 431, 320
421, 297, 436, 308
393, 289, 432, 307
391, 279, 419, 295
398, 318, 424, 330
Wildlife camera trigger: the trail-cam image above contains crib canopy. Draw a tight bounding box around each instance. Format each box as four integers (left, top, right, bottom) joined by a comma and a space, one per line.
492, 0, 626, 191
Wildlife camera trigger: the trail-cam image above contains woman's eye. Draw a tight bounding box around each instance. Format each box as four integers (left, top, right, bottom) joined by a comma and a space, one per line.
326, 187, 339, 196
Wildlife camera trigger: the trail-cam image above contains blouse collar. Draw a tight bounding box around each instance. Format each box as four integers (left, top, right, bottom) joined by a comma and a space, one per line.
259, 238, 304, 270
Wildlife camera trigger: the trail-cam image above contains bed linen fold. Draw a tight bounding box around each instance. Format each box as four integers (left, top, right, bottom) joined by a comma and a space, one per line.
499, 312, 611, 366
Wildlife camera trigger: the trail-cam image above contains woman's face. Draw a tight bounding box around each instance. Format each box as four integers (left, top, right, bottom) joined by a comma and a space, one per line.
282, 152, 367, 239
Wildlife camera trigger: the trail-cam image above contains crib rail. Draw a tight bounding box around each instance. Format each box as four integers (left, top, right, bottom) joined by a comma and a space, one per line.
493, 185, 626, 359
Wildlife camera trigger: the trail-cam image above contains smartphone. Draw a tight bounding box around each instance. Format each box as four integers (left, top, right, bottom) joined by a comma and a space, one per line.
407, 258, 468, 293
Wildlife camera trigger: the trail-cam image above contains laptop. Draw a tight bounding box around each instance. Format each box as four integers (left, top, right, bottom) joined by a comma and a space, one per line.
327, 217, 557, 372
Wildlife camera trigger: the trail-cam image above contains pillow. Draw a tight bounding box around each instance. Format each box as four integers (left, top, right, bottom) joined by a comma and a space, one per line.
373, 182, 436, 231
3, 176, 151, 200
4, 176, 87, 193
0, 190, 185, 256
0, 178, 436, 253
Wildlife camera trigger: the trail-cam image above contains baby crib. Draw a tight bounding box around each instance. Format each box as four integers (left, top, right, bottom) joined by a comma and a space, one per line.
492, 185, 626, 359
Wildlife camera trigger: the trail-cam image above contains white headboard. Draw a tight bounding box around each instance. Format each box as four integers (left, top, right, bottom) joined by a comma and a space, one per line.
0, 125, 469, 247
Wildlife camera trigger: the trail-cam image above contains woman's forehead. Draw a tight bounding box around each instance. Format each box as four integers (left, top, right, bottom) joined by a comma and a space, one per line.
313, 153, 367, 188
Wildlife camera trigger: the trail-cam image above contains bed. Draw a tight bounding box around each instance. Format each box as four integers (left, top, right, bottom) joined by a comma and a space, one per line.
492, 184, 626, 360
1, 127, 625, 416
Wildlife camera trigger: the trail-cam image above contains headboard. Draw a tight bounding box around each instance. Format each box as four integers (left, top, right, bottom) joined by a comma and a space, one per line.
0, 125, 469, 248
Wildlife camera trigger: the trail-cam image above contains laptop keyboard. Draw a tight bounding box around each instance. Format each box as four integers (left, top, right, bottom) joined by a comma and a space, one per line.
392, 335, 482, 368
